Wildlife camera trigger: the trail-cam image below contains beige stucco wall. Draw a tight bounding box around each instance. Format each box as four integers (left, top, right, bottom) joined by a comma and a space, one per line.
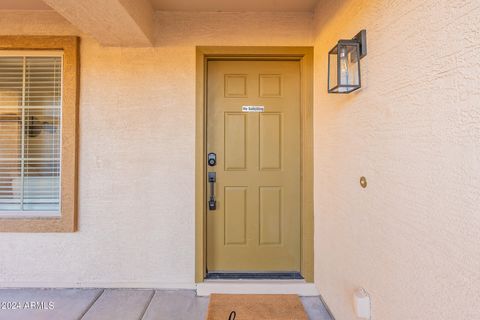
0, 10, 313, 287
313, 0, 480, 319
0, 4, 479, 318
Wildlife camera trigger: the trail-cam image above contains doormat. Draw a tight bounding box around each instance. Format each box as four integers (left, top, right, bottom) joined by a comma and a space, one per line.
206, 294, 308, 320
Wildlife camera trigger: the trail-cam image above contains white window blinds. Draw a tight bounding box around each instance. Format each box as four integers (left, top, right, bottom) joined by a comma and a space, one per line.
0, 53, 62, 216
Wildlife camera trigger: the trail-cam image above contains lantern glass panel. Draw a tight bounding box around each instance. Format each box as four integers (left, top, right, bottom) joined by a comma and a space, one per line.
328, 41, 361, 93
328, 48, 338, 92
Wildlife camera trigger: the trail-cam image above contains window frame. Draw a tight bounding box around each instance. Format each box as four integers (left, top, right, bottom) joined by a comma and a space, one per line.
0, 51, 64, 218
0, 36, 79, 232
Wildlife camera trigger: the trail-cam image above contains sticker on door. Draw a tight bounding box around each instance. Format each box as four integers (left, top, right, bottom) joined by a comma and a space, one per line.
242, 105, 264, 112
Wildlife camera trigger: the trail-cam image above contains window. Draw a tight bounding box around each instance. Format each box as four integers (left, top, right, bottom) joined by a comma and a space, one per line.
0, 53, 62, 216
0, 37, 79, 232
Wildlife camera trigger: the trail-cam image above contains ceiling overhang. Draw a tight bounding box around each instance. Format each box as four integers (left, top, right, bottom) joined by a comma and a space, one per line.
41, 0, 154, 46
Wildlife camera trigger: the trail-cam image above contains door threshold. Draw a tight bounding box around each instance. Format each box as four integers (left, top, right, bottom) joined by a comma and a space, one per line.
196, 280, 318, 296
205, 272, 303, 280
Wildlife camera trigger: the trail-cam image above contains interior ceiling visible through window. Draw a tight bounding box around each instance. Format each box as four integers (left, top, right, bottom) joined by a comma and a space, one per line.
0, 0, 320, 12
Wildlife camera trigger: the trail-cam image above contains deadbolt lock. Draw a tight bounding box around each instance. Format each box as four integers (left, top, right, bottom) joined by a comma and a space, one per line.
208, 153, 217, 166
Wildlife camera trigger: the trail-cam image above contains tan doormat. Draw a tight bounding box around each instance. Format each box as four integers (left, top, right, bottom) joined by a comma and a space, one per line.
206, 294, 308, 320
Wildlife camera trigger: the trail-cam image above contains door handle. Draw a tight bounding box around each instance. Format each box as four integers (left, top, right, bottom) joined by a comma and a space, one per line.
208, 172, 216, 210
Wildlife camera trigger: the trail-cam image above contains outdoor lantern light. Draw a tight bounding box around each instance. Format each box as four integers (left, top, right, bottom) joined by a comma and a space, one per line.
328, 29, 367, 94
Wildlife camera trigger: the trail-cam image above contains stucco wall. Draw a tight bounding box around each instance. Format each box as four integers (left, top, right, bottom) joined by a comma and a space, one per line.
313, 0, 480, 319
0, 4, 479, 318
0, 10, 313, 288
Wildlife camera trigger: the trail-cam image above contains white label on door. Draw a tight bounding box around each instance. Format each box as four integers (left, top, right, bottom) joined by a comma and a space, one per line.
242, 105, 265, 112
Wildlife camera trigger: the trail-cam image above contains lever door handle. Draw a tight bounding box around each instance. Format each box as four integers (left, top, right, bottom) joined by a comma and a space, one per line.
208, 172, 216, 210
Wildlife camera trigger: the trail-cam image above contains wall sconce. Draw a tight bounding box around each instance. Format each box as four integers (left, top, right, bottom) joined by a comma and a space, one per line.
328, 30, 367, 94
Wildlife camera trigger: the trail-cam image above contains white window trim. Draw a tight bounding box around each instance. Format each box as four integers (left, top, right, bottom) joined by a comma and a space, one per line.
0, 50, 64, 57
0, 50, 64, 218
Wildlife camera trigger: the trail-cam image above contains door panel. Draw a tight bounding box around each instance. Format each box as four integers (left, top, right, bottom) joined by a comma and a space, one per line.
207, 60, 301, 272
259, 113, 282, 170
259, 186, 282, 245
224, 113, 247, 170
224, 187, 247, 245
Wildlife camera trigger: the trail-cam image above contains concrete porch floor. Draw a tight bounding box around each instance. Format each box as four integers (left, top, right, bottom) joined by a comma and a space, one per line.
0, 289, 333, 320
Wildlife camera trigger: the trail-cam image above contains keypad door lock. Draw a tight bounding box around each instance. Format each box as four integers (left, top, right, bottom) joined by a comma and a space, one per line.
208, 153, 217, 166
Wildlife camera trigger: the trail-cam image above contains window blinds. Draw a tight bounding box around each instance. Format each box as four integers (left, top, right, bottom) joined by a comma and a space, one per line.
0, 54, 62, 215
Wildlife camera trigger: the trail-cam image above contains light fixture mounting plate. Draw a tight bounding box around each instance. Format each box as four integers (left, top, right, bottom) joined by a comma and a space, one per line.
353, 29, 367, 59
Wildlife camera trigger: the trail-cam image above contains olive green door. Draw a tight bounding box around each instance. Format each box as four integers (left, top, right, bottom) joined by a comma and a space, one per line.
206, 60, 301, 272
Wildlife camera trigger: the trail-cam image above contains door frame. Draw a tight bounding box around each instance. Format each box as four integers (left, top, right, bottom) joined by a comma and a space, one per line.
195, 46, 314, 282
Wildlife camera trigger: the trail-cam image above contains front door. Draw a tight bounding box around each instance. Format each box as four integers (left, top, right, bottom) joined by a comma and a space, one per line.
206, 60, 301, 273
